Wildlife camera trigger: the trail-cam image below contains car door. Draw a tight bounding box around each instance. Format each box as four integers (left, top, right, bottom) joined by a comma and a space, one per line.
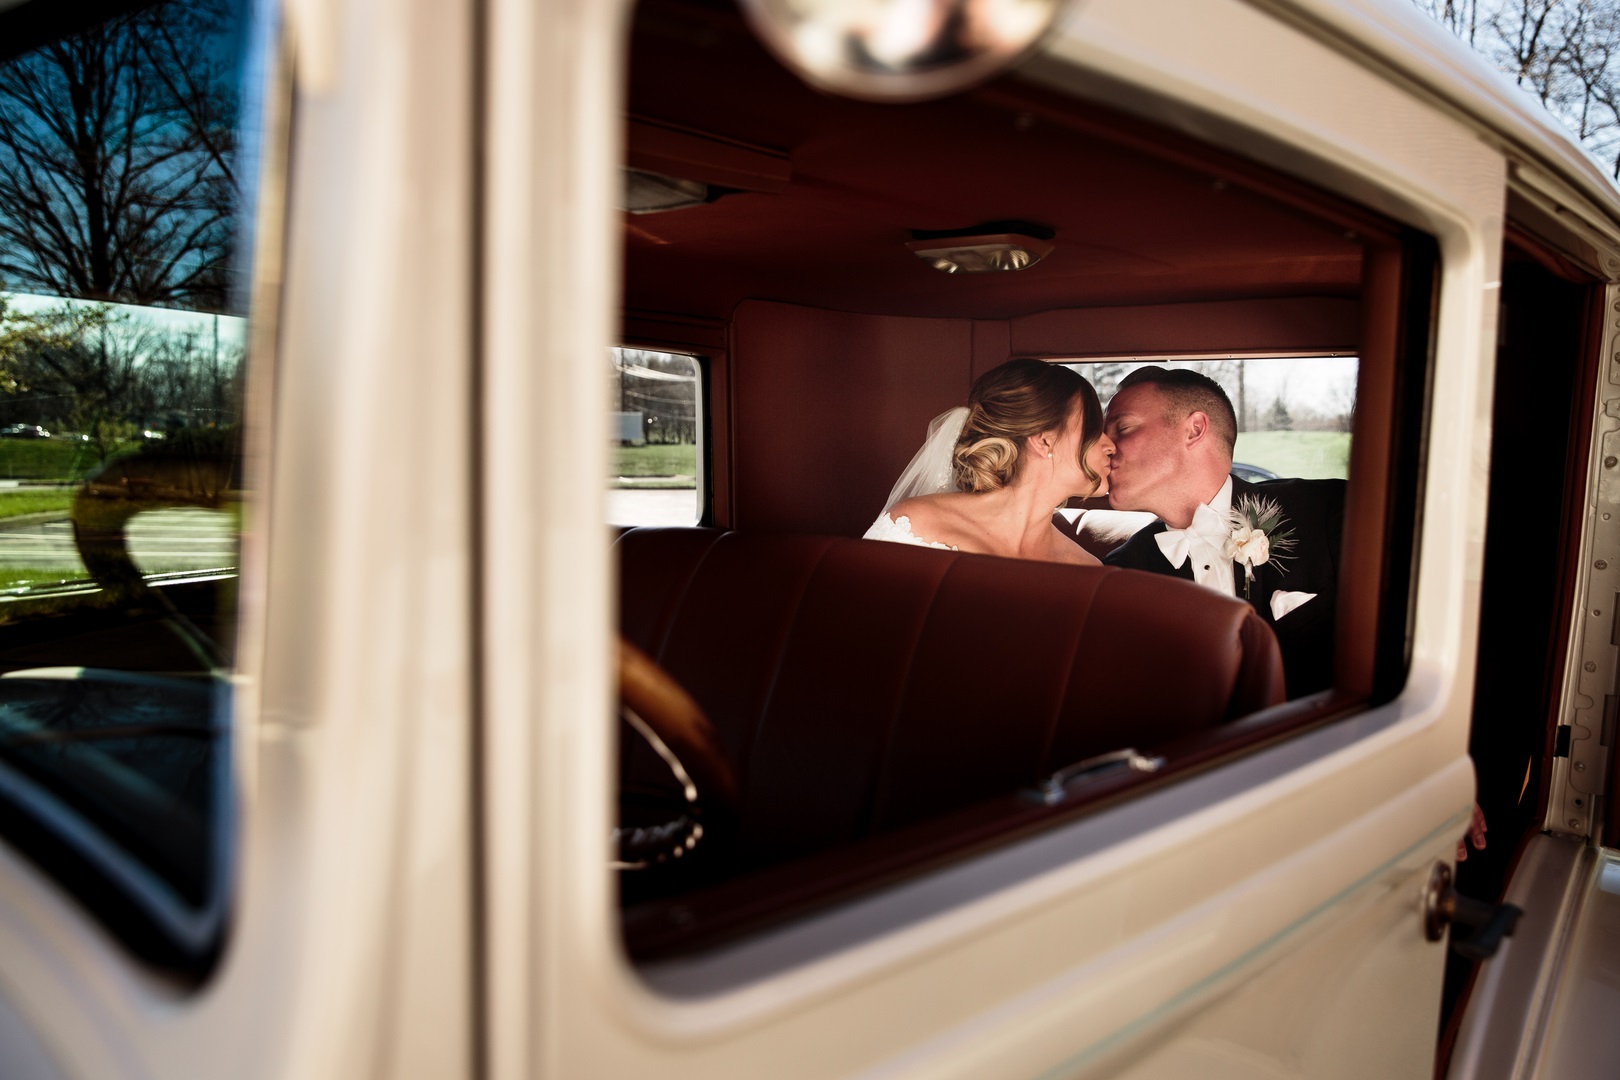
0, 0, 483, 1074
479, 0, 1499, 1077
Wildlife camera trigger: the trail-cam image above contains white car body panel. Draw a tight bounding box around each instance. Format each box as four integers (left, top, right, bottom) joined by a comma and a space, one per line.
0, 0, 1614, 1076
484, 0, 1491, 1077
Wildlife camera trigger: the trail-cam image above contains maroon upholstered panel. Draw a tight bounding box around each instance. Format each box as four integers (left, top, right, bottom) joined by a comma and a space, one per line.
870, 554, 1107, 832
970, 319, 1012, 384
616, 525, 733, 656
1009, 297, 1361, 358
730, 300, 972, 537
1044, 569, 1285, 767
640, 531, 838, 769
740, 540, 956, 857
614, 528, 1285, 868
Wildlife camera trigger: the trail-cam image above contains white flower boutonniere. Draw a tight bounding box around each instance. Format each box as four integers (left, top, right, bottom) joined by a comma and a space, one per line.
1225, 495, 1297, 599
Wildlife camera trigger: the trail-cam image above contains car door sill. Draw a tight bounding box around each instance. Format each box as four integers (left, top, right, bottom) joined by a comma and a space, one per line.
1447, 834, 1598, 1078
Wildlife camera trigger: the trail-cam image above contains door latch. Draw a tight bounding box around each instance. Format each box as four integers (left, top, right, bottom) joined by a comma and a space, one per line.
1423, 861, 1523, 959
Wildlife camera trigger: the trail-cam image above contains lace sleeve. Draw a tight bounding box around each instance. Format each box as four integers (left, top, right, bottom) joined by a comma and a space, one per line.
863, 513, 957, 550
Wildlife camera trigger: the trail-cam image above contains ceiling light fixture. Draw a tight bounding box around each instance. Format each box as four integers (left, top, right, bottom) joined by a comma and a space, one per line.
906, 232, 1054, 273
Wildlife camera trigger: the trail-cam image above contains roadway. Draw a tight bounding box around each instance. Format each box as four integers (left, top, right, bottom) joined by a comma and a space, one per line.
0, 508, 238, 578
0, 492, 692, 585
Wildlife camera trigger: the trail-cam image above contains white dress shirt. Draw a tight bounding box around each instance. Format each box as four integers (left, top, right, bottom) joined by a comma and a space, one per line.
1154, 477, 1235, 597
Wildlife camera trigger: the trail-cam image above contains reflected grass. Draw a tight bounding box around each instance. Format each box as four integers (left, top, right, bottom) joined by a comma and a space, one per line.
0, 567, 83, 589
0, 489, 74, 519
0, 439, 137, 482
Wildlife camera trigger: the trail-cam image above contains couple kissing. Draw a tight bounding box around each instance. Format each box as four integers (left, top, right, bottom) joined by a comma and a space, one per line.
865, 361, 1342, 700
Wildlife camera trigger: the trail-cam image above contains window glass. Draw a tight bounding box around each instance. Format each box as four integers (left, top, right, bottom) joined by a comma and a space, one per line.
609, 347, 702, 527
1065, 357, 1358, 481
0, 0, 262, 975
613, 0, 1407, 970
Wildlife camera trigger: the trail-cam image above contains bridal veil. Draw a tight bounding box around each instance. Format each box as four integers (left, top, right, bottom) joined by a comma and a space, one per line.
880, 406, 969, 513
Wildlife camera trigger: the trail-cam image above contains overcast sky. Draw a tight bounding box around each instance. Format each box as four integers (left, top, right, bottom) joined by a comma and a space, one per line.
2, 291, 247, 352
1236, 356, 1358, 412
1089, 356, 1360, 415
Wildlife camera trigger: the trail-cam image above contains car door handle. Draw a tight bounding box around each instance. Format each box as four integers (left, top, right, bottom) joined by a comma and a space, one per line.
1424, 861, 1524, 959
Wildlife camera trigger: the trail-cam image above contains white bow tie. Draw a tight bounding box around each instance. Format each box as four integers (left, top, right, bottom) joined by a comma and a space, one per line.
1155, 503, 1230, 569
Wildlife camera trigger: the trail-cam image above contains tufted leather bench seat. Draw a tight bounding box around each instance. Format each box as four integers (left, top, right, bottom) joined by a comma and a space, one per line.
616, 527, 1285, 873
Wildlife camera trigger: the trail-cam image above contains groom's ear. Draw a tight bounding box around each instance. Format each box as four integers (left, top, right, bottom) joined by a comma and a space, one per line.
1184, 410, 1212, 448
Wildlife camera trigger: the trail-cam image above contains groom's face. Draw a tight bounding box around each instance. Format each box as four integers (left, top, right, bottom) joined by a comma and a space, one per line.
1102, 383, 1186, 515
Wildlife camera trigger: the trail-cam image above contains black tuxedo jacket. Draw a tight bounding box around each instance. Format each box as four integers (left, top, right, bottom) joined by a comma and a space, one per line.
1102, 476, 1346, 699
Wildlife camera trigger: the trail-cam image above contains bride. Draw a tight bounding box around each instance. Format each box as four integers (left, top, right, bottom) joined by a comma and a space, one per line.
865, 359, 1114, 564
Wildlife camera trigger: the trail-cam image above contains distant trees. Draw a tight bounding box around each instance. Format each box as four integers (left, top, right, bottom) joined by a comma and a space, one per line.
1077, 362, 1133, 403
1413, 0, 1620, 177
1078, 359, 1352, 434
0, 0, 244, 459
614, 349, 699, 445
0, 0, 242, 311
0, 297, 242, 460
1265, 396, 1295, 432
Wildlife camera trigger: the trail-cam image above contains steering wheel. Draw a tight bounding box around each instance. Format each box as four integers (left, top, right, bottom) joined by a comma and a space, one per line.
615, 637, 739, 869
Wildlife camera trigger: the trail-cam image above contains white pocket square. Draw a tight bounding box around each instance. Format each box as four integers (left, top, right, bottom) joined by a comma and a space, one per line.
1270, 590, 1317, 620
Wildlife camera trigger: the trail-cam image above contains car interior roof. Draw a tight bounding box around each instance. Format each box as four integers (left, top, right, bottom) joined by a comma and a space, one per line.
623, 0, 1370, 323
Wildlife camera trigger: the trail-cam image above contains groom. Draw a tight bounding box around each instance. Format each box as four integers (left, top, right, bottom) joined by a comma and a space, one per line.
1100, 367, 1344, 699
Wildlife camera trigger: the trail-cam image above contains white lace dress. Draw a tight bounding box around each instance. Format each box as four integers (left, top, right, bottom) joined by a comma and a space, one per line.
862, 513, 957, 550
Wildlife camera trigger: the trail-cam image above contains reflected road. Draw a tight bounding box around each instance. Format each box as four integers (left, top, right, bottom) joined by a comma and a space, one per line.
0, 508, 237, 576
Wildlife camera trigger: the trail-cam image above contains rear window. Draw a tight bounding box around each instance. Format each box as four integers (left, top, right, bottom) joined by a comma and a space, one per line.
1064, 356, 1358, 480
609, 347, 703, 527
612, 0, 1431, 975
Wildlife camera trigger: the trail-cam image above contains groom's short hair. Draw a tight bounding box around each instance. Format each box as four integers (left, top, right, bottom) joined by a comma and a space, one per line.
1115, 367, 1237, 460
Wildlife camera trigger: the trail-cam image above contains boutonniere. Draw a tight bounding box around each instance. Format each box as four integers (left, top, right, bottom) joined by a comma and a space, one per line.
1224, 495, 1297, 599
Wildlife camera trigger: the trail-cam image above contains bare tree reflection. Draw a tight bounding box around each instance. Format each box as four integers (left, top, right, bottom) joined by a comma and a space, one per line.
0, 0, 241, 311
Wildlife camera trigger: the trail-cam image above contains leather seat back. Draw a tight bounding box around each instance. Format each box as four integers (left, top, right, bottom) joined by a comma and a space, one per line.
616, 527, 1284, 865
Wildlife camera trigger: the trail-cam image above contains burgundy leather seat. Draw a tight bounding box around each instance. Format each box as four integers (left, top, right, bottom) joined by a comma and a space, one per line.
616, 527, 1284, 867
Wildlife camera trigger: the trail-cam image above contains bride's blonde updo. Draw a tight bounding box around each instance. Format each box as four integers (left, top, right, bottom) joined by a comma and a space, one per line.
953, 359, 1105, 493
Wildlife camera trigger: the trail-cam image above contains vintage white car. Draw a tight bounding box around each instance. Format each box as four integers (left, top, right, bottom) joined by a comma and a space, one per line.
0, 0, 1615, 1077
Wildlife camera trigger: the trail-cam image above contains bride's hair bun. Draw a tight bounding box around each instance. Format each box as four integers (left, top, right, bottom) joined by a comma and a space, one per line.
954, 436, 1019, 492
950, 358, 1105, 493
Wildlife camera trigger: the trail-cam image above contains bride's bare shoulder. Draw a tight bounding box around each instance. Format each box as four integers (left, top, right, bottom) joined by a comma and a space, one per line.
1063, 544, 1103, 567
1049, 527, 1102, 566
887, 492, 967, 524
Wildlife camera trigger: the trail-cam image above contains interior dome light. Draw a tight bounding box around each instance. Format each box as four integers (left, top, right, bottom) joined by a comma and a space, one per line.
906, 233, 1054, 273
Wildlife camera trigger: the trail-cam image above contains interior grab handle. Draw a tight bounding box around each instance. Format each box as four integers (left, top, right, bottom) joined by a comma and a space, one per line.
1028, 749, 1164, 806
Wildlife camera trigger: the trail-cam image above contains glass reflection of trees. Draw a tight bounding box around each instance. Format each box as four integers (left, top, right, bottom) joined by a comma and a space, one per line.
0, 0, 256, 975
0, 0, 247, 452
0, 0, 243, 312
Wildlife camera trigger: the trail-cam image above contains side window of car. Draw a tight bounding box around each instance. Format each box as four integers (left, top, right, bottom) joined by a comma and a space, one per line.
1065, 357, 1359, 481
0, 0, 264, 975
609, 347, 703, 528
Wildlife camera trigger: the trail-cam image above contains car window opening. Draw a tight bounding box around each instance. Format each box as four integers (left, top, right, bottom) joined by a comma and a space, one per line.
612, 0, 1427, 967
609, 348, 704, 529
